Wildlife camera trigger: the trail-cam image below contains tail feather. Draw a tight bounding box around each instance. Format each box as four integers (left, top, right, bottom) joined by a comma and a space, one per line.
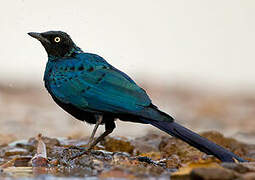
140, 118, 247, 162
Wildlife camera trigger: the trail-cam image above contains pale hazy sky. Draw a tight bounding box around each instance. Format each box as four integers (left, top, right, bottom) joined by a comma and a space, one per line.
1, 0, 255, 90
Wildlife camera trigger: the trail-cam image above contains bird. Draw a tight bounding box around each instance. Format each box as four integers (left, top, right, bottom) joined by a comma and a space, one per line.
28, 31, 246, 163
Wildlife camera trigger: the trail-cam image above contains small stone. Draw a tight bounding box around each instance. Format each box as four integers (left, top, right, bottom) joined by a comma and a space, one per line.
190, 167, 239, 180
221, 162, 255, 174
241, 172, 255, 180
103, 137, 134, 154
13, 156, 32, 167
50, 159, 59, 166
165, 155, 181, 169
32, 156, 49, 167
4, 148, 28, 156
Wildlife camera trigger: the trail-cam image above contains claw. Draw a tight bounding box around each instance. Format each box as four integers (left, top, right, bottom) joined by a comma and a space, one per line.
63, 146, 90, 160
69, 150, 89, 160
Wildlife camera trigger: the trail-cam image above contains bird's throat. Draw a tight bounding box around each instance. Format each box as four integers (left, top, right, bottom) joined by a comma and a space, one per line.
48, 45, 83, 61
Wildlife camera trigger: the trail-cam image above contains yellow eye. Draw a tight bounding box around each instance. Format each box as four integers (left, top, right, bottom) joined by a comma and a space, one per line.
54, 37, 61, 43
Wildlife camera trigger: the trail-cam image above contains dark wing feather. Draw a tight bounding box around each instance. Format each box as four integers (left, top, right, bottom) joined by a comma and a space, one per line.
44, 53, 151, 115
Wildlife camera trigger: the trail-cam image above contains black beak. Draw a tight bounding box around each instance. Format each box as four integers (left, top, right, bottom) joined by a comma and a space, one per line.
28, 32, 50, 44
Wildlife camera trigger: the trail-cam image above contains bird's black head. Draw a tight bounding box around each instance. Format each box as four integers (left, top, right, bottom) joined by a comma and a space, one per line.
28, 31, 81, 59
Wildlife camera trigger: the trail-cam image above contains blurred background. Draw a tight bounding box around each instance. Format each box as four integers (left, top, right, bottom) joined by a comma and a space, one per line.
0, 0, 254, 143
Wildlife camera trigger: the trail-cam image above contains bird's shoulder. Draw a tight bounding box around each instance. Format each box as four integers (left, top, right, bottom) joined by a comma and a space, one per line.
44, 53, 107, 79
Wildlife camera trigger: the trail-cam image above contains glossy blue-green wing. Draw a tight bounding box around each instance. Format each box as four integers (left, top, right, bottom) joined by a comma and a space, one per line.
80, 66, 151, 113
45, 54, 151, 114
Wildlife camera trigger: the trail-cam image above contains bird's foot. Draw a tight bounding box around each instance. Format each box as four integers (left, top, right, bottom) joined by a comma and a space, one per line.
62, 146, 91, 160
69, 142, 97, 159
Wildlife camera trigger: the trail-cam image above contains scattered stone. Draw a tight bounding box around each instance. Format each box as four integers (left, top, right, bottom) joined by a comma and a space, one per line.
137, 156, 155, 164
4, 148, 29, 157
240, 172, 255, 180
221, 162, 255, 174
31, 134, 49, 167
32, 156, 49, 167
0, 132, 254, 179
190, 167, 239, 180
103, 137, 134, 154
13, 156, 32, 167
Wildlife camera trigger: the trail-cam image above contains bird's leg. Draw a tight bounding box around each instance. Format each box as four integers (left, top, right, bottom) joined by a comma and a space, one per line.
68, 118, 116, 159
88, 120, 116, 150
88, 115, 103, 144
66, 115, 103, 153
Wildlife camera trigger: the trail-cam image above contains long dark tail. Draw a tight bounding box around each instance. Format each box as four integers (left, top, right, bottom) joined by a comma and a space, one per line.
140, 118, 247, 162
